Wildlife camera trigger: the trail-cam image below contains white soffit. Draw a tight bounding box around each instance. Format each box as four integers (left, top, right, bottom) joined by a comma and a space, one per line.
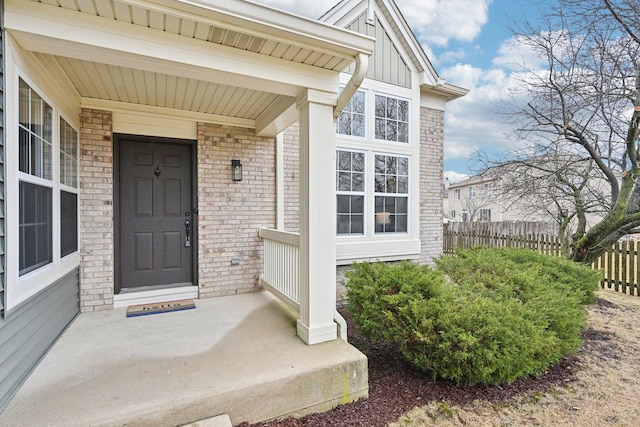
6, 0, 374, 131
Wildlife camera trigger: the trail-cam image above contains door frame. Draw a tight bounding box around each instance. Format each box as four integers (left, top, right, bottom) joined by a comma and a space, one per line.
113, 134, 198, 294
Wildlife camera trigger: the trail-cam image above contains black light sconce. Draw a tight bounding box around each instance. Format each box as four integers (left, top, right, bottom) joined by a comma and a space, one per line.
231, 159, 243, 182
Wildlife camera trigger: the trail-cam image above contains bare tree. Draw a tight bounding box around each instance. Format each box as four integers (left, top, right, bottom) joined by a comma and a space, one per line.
491, 0, 640, 263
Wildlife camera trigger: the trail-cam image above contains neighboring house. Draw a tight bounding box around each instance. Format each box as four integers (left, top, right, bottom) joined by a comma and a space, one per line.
446, 172, 555, 223
0, 0, 466, 411
445, 173, 518, 223
445, 167, 604, 230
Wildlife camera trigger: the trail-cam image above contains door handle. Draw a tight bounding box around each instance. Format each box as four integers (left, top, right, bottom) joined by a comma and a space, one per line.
184, 219, 191, 247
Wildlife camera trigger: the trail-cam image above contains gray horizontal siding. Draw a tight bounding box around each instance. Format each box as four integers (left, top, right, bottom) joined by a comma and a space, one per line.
0, 268, 80, 412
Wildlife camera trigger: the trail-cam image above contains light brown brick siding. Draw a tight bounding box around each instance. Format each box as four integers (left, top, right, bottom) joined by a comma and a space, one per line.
282, 123, 300, 232
196, 123, 276, 298
419, 106, 445, 265
79, 108, 114, 312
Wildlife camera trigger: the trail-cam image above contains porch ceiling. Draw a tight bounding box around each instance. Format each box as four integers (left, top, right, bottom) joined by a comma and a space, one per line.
34, 53, 282, 120
7, 0, 375, 133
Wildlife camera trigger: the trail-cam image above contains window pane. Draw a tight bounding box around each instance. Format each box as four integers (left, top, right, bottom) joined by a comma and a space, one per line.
375, 118, 385, 140
386, 97, 398, 120
337, 113, 351, 135
351, 214, 364, 234
398, 122, 408, 143
374, 175, 385, 193
338, 150, 351, 171
374, 94, 409, 143
61, 191, 78, 257
375, 95, 385, 117
19, 128, 29, 173
398, 157, 409, 175
398, 100, 409, 121
352, 172, 364, 192
19, 79, 29, 127
338, 172, 351, 191
19, 181, 52, 275
19, 79, 53, 180
337, 90, 366, 137
374, 155, 386, 174
352, 114, 365, 137
337, 215, 350, 234
352, 152, 365, 172
385, 120, 397, 141
336, 195, 364, 235
337, 195, 350, 213
386, 157, 397, 174
353, 91, 365, 114
398, 176, 408, 193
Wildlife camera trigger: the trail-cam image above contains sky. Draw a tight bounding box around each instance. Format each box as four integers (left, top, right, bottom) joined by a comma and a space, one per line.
253, 0, 547, 182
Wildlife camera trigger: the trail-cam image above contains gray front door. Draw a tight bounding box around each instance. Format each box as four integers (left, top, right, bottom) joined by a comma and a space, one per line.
119, 139, 193, 291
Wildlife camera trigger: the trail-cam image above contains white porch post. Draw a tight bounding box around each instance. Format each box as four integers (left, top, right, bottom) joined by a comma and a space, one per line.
296, 89, 338, 345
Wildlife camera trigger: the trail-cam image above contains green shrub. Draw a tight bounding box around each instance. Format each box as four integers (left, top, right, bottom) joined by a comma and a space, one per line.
344, 261, 444, 342
345, 249, 600, 386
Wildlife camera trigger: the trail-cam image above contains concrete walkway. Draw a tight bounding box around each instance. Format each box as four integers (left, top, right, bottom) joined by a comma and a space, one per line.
0, 292, 367, 426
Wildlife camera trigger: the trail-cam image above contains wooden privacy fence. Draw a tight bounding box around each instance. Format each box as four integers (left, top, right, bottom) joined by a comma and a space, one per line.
443, 222, 639, 297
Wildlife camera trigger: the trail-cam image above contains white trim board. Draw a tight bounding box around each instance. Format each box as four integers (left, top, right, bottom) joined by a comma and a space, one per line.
114, 286, 199, 309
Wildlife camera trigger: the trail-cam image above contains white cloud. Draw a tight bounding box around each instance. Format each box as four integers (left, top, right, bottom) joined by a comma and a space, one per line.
399, 0, 492, 47
254, 0, 492, 48
444, 170, 468, 184
492, 35, 546, 71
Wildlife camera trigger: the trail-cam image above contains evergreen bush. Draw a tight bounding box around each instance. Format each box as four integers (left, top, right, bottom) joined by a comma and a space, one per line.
345, 248, 601, 386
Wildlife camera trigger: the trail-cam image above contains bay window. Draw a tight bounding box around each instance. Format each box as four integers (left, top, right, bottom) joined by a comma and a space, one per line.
335, 84, 416, 261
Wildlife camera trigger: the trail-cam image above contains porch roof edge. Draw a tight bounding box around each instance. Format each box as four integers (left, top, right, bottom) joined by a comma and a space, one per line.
134, 0, 375, 60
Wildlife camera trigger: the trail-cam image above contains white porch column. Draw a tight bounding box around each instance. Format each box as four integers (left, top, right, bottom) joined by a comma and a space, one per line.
296, 89, 338, 345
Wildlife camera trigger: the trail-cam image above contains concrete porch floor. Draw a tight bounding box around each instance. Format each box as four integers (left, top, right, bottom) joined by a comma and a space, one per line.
0, 292, 368, 426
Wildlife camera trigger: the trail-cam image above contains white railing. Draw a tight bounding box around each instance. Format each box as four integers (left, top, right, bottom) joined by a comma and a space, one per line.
258, 227, 300, 311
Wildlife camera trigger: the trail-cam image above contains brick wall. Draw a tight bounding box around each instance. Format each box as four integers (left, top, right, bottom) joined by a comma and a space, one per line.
419, 106, 445, 265
282, 123, 300, 232
197, 123, 276, 298
79, 108, 114, 312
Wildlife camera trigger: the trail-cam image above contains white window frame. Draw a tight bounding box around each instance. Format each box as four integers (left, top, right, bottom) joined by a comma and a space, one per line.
335, 77, 420, 264
5, 68, 80, 313
453, 188, 460, 200
468, 186, 476, 199
374, 92, 410, 144
336, 149, 366, 235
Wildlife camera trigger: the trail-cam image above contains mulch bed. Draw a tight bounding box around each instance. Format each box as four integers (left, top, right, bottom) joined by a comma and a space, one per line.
240, 300, 600, 427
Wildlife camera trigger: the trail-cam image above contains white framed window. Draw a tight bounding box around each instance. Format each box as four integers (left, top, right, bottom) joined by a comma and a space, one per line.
337, 90, 365, 137
484, 183, 493, 197
468, 186, 476, 199
59, 117, 79, 258
374, 154, 408, 233
374, 94, 409, 143
479, 209, 491, 222
453, 189, 460, 200
7, 75, 80, 311
450, 210, 456, 219
337, 150, 365, 235
18, 78, 54, 275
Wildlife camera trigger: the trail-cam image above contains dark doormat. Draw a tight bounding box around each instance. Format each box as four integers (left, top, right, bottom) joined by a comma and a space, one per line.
126, 299, 196, 318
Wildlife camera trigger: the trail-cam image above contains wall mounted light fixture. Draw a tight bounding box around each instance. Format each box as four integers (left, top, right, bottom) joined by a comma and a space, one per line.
232, 159, 243, 182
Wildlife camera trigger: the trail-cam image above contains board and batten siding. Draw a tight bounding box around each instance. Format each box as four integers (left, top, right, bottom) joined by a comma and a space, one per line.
0, 1, 80, 410
346, 12, 411, 88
